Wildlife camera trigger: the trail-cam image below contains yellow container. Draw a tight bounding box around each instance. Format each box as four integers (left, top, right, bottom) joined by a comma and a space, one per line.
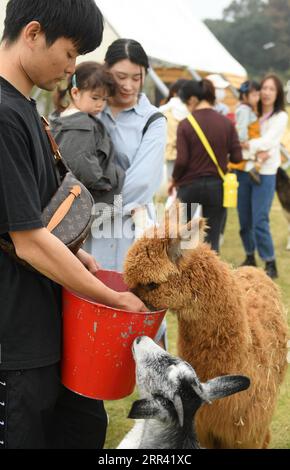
223, 173, 239, 208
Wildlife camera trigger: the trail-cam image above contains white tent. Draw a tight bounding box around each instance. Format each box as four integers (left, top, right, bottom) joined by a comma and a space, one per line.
81, 0, 247, 78
0, 1, 8, 38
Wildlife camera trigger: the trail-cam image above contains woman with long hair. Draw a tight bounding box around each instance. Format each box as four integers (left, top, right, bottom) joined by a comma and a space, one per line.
237, 74, 288, 278
93, 39, 167, 271
96, 39, 167, 348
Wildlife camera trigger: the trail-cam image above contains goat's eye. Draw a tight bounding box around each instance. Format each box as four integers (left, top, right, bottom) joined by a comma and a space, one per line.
145, 282, 159, 292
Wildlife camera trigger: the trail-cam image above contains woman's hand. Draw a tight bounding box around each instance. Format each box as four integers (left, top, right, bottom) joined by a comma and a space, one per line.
256, 151, 270, 163
76, 249, 101, 275
168, 179, 176, 196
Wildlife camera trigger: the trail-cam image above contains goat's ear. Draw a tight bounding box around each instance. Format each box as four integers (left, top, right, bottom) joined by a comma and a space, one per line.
128, 398, 167, 421
203, 375, 251, 402
173, 394, 184, 428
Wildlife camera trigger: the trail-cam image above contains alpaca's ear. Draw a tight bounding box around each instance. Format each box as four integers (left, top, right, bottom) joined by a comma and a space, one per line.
167, 216, 206, 264
180, 217, 207, 245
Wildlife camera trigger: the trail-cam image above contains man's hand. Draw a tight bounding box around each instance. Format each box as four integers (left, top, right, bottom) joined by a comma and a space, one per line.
117, 292, 148, 312
76, 249, 101, 275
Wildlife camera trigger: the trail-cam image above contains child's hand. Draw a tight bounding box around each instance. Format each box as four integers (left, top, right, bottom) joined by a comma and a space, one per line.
241, 142, 250, 150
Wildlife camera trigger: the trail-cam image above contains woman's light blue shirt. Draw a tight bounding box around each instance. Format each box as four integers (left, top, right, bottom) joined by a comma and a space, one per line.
100, 93, 167, 217
85, 93, 166, 272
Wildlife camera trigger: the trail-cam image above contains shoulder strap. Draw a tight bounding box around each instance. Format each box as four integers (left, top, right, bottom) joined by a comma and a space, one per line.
142, 112, 166, 137
187, 114, 225, 181
41, 116, 68, 181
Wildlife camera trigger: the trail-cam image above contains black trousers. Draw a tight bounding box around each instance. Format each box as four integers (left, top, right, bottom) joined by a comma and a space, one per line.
178, 176, 226, 253
0, 364, 107, 450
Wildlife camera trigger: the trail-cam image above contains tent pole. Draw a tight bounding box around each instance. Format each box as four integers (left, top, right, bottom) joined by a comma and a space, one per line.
148, 68, 169, 98
187, 68, 201, 80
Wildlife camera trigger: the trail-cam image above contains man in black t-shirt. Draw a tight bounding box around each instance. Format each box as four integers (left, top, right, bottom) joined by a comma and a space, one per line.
0, 0, 146, 449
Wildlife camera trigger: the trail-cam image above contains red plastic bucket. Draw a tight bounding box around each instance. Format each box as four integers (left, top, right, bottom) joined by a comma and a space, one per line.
61, 270, 166, 400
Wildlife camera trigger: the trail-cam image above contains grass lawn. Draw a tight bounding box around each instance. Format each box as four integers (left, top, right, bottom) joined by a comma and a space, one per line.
104, 197, 290, 449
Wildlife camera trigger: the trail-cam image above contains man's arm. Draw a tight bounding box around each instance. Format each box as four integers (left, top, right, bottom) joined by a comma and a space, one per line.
10, 228, 147, 312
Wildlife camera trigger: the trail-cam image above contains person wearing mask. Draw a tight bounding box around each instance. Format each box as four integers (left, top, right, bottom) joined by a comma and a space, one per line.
159, 79, 189, 181
206, 73, 230, 116
237, 74, 288, 279
206, 74, 231, 245
169, 79, 242, 253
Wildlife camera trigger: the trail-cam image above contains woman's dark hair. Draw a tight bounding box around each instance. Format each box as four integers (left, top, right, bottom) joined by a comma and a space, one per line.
2, 0, 104, 55
165, 79, 190, 104
257, 74, 286, 117
178, 79, 216, 105
239, 80, 261, 101
105, 39, 150, 72
54, 62, 116, 113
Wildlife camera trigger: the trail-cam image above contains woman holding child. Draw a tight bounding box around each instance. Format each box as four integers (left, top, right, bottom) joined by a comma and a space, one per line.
237, 74, 288, 279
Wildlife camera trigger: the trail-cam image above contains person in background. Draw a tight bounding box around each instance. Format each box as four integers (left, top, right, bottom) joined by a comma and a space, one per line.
237, 74, 288, 279
229, 80, 261, 183
206, 73, 230, 116
159, 79, 189, 181
169, 79, 242, 253
206, 74, 231, 245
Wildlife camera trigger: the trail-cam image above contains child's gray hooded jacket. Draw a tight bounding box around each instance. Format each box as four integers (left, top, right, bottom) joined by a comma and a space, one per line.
50, 111, 125, 204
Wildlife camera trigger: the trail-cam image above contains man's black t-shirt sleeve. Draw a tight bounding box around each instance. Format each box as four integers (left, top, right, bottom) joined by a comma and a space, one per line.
0, 123, 44, 234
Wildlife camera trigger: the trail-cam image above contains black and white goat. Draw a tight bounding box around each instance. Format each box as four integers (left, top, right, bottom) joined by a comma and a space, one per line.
118, 337, 250, 449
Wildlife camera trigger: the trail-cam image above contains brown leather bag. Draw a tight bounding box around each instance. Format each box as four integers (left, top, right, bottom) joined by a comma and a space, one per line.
0, 117, 94, 269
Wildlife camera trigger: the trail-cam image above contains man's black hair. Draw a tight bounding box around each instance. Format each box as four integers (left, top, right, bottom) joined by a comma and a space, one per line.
2, 0, 104, 55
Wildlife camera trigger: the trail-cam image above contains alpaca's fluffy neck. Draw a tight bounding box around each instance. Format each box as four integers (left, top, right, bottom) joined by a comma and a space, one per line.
177, 246, 250, 376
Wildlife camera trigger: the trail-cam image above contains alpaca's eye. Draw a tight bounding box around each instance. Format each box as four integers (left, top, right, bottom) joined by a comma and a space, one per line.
145, 282, 159, 292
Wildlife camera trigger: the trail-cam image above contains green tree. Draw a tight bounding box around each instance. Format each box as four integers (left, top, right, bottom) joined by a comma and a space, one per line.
263, 0, 290, 70
205, 0, 290, 77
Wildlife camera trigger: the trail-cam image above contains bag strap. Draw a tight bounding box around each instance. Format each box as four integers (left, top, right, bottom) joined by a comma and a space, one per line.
46, 184, 82, 233
41, 116, 68, 184
187, 114, 225, 181
142, 112, 166, 137
41, 116, 62, 161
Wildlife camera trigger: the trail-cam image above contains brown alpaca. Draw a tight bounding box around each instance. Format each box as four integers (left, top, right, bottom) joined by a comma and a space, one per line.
124, 214, 288, 449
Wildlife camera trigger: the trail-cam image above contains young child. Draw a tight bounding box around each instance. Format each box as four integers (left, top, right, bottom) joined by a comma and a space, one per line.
50, 61, 125, 205
229, 80, 261, 183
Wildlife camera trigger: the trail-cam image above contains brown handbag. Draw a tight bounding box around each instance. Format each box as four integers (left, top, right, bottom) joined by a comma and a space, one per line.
0, 117, 94, 269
